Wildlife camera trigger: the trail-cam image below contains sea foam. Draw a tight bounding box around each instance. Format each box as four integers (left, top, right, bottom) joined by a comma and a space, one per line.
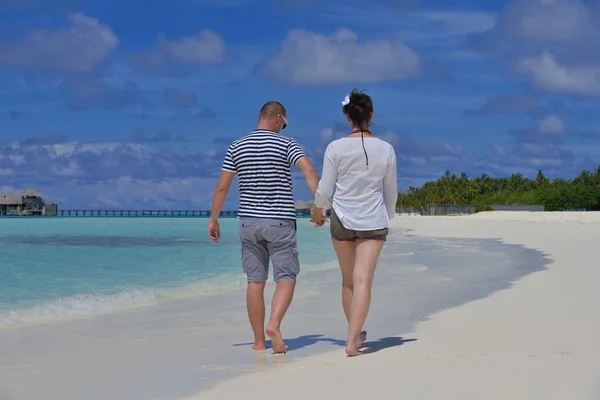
0, 273, 249, 328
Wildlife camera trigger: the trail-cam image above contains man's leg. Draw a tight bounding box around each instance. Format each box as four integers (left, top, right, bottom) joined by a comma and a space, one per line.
247, 281, 267, 351
239, 219, 270, 351
265, 280, 295, 354
265, 219, 299, 354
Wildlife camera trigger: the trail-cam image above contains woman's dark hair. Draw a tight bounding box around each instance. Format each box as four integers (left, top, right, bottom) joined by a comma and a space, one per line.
342, 89, 373, 129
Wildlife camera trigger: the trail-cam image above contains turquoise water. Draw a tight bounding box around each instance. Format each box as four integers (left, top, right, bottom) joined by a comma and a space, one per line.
0, 217, 335, 326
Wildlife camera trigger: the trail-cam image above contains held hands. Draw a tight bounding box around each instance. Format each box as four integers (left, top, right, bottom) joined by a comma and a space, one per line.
309, 207, 327, 227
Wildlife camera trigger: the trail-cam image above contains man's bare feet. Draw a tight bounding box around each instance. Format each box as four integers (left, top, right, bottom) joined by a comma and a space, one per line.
251, 343, 267, 351
266, 325, 286, 354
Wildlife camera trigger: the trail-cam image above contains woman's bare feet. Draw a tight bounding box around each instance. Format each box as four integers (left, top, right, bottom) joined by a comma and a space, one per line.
266, 325, 286, 354
359, 330, 367, 346
345, 346, 364, 357
354, 330, 367, 350
347, 330, 367, 357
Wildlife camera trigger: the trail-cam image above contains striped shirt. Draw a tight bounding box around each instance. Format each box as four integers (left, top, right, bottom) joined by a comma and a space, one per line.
222, 129, 307, 220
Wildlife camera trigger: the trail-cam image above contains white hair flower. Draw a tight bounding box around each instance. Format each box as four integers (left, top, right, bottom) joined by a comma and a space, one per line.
341, 94, 350, 106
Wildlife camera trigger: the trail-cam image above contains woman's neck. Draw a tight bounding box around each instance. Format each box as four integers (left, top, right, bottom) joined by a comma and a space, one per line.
348, 129, 374, 138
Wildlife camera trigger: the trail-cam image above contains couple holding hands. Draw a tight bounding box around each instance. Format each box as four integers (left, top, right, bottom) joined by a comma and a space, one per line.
208, 89, 397, 356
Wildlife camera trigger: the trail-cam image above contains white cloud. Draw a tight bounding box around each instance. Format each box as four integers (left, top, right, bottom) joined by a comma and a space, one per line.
0, 139, 234, 208
0, 13, 118, 73
62, 176, 218, 209
489, 141, 573, 170
476, 0, 600, 97
516, 52, 600, 96
538, 115, 565, 134
4, 176, 220, 209
409, 11, 496, 39
261, 28, 421, 86
319, 128, 335, 142
132, 29, 227, 69
40, 142, 145, 158
496, 0, 595, 44
159, 30, 226, 65
322, 6, 494, 43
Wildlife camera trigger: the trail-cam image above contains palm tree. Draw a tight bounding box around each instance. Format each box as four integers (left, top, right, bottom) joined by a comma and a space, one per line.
396, 166, 600, 212
574, 169, 593, 186
535, 169, 549, 187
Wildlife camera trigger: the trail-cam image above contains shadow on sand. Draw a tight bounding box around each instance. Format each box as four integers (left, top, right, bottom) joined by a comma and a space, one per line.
233, 334, 346, 352
233, 334, 417, 354
361, 336, 417, 354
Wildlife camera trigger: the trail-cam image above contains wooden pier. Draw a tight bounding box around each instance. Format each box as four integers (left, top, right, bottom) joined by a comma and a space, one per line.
51, 209, 315, 217
56, 210, 232, 217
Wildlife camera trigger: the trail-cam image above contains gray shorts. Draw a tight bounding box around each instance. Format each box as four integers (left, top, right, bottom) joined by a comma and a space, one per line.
330, 209, 388, 242
238, 218, 299, 283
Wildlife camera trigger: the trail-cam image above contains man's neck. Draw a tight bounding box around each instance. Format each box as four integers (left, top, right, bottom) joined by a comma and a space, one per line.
255, 123, 278, 132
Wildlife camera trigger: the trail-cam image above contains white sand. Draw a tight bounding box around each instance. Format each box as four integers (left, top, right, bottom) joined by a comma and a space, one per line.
195, 212, 600, 400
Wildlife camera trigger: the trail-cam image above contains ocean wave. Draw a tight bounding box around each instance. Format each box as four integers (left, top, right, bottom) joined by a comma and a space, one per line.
0, 274, 248, 328
380, 251, 415, 258
0, 256, 341, 329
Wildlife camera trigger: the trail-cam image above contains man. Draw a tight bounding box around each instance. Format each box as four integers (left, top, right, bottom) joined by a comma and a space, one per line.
208, 101, 320, 354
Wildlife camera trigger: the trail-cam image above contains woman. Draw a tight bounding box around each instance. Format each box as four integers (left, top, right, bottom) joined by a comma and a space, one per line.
311, 89, 397, 356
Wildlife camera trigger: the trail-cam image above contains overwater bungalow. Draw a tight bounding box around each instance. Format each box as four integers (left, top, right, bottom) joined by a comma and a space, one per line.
0, 189, 58, 216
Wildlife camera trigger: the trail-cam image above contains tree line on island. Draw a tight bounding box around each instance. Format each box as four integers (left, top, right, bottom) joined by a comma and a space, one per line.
396, 167, 600, 212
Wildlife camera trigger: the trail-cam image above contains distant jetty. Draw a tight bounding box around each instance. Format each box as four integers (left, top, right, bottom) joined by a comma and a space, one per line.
48, 209, 315, 218
1, 209, 315, 218
0, 192, 319, 218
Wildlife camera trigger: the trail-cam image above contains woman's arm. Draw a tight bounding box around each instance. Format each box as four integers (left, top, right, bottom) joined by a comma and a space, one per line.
383, 145, 398, 220
314, 143, 337, 210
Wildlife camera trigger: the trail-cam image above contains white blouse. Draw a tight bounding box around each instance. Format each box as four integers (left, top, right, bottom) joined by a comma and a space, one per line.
314, 137, 397, 231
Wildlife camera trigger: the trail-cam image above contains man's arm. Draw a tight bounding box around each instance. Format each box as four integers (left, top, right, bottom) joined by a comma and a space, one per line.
210, 170, 236, 221
287, 139, 319, 196
296, 157, 320, 197
211, 145, 237, 221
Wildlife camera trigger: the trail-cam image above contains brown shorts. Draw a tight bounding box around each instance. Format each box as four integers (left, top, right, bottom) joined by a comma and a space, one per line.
330, 209, 388, 242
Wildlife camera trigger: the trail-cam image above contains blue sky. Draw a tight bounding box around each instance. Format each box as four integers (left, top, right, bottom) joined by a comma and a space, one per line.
2, 0, 600, 209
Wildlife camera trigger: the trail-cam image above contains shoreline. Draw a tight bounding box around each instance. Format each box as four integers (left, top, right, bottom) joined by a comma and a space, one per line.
0, 217, 337, 330
0, 214, 553, 400
0, 258, 341, 330
195, 212, 600, 400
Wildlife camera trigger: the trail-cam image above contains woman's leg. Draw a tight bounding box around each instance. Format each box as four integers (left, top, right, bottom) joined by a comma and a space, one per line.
346, 238, 384, 356
331, 239, 357, 324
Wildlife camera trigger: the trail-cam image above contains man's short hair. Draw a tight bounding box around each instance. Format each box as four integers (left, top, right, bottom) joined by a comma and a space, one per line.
259, 101, 286, 119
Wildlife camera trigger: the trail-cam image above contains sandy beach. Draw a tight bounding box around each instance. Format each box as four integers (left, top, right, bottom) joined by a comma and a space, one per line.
1, 212, 598, 400
195, 212, 600, 400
